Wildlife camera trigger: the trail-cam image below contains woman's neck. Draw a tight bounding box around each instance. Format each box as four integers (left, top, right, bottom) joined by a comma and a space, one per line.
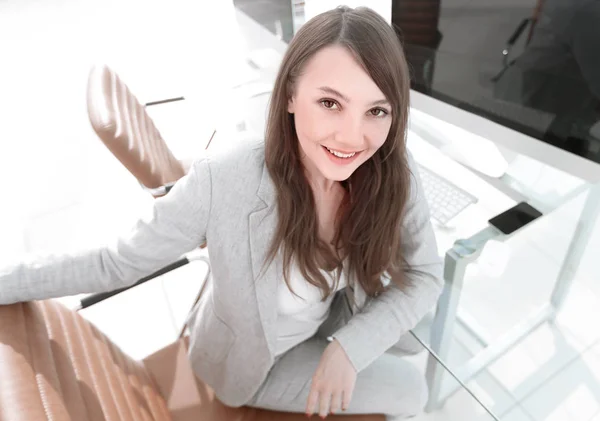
302, 157, 339, 195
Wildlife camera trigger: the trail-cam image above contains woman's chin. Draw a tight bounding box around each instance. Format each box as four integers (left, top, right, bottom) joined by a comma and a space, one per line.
319, 164, 357, 182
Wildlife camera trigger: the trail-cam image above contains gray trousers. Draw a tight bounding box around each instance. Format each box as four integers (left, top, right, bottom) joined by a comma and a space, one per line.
247, 333, 428, 419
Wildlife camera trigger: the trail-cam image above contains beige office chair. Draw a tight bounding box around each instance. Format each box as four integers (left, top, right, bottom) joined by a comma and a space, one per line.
86, 64, 189, 196
87, 63, 213, 230
0, 65, 386, 421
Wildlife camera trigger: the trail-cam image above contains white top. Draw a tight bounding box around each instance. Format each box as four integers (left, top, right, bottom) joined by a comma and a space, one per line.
275, 262, 347, 356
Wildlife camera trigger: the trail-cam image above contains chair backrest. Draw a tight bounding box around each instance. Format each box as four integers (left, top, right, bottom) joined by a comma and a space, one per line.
0, 300, 172, 421
86, 64, 186, 190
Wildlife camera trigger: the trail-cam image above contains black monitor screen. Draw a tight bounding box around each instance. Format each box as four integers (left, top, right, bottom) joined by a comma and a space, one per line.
391, 0, 600, 164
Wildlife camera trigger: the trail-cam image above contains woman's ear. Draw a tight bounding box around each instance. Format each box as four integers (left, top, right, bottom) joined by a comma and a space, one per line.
287, 96, 295, 114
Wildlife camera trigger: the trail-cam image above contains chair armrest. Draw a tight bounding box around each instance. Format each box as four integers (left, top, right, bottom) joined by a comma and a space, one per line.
77, 256, 190, 310
145, 96, 185, 107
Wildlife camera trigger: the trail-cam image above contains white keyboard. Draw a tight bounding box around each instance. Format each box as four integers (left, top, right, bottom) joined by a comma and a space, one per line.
417, 164, 478, 225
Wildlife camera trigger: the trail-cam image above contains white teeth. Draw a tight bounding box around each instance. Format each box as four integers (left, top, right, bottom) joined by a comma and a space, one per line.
326, 147, 356, 158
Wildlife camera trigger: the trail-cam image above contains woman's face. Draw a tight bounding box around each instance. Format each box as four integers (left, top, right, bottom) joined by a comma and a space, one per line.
288, 45, 393, 183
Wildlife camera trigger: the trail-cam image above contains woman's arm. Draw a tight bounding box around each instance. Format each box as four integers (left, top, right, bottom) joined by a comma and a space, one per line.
332, 152, 443, 372
0, 158, 213, 305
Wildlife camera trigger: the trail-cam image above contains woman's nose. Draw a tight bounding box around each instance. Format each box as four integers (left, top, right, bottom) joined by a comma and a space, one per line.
338, 116, 364, 149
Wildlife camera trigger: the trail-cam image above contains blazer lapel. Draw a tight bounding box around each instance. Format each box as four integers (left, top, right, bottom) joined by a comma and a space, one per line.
248, 164, 280, 357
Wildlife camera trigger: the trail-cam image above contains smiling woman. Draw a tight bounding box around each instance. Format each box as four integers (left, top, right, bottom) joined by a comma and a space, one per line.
256, 5, 441, 419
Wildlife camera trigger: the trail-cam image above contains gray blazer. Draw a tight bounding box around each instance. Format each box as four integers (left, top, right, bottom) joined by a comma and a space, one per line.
0, 140, 443, 407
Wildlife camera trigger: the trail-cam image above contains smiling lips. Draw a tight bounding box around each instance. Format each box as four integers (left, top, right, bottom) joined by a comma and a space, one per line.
325, 146, 356, 158
322, 145, 362, 164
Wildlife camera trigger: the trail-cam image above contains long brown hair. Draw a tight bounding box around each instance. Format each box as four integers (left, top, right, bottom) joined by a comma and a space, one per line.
265, 6, 412, 299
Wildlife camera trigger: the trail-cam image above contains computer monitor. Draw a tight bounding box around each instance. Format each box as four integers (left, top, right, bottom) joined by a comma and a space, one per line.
391, 0, 600, 182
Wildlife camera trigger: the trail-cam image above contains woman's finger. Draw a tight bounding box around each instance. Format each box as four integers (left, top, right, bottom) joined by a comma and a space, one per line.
306, 388, 319, 416
319, 391, 332, 418
330, 391, 343, 414
342, 387, 354, 412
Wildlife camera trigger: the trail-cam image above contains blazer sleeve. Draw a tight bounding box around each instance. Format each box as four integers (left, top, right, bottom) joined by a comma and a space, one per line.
0, 158, 213, 305
332, 152, 444, 372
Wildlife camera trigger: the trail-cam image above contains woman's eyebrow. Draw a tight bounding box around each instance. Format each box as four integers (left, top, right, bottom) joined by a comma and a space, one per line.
319, 86, 350, 102
369, 98, 390, 107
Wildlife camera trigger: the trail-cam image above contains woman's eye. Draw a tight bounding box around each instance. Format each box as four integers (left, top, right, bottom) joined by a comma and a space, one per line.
320, 99, 338, 110
369, 108, 388, 117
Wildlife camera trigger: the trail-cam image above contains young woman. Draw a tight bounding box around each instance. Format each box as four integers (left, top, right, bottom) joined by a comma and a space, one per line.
0, 6, 442, 420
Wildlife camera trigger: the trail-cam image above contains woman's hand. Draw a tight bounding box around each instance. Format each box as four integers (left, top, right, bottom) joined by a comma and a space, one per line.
306, 339, 357, 417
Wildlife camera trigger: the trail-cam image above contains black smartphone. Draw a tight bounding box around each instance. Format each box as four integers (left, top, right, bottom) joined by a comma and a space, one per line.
488, 202, 542, 235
